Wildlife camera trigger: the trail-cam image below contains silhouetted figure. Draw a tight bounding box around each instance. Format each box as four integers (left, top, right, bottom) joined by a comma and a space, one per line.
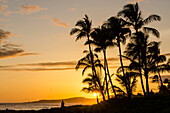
61, 100, 65, 108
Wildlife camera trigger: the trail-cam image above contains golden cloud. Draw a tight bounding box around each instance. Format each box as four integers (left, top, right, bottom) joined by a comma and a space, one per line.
16, 4, 47, 15
41, 15, 69, 28
18, 53, 40, 56
53, 18, 69, 27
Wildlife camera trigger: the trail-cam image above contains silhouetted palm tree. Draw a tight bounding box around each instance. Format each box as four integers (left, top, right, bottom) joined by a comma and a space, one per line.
81, 73, 101, 103
76, 52, 105, 100
125, 32, 169, 95
118, 3, 161, 95
89, 25, 116, 99
116, 67, 139, 98
70, 14, 98, 83
104, 16, 131, 98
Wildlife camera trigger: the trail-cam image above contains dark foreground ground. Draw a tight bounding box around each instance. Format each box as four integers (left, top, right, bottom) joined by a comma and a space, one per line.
1, 95, 170, 113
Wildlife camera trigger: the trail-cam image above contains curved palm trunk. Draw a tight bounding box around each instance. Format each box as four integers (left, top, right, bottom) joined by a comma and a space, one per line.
117, 40, 131, 99
103, 49, 117, 98
87, 35, 105, 101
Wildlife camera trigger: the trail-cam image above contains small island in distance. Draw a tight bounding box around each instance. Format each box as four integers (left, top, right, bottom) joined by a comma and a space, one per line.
28, 97, 97, 104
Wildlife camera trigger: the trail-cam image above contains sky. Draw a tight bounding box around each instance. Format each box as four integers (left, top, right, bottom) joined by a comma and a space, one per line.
0, 0, 169, 103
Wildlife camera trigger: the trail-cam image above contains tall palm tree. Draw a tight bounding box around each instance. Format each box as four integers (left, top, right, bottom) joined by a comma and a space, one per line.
70, 14, 98, 82
76, 52, 106, 101
104, 16, 131, 97
118, 3, 161, 95
89, 25, 117, 99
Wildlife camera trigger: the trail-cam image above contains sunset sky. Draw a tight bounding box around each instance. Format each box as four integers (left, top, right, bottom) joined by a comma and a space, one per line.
0, 0, 169, 103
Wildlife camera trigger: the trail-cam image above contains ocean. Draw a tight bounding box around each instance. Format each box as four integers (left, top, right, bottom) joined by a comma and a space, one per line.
0, 103, 84, 111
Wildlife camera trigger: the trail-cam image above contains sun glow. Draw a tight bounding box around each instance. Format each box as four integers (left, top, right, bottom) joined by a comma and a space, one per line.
93, 93, 99, 97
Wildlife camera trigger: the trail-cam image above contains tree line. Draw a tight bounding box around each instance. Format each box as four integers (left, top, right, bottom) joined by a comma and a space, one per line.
70, 3, 170, 101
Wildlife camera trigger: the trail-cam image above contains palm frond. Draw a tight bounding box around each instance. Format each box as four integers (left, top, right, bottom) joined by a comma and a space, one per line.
70, 28, 80, 35
143, 14, 161, 25
143, 27, 160, 38
76, 31, 86, 41
75, 20, 86, 28
82, 65, 91, 76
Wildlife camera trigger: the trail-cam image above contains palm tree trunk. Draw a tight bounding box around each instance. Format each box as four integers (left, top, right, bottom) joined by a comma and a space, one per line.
117, 40, 131, 99
103, 50, 110, 100
87, 35, 105, 101
158, 72, 163, 86
139, 57, 146, 96
157, 64, 163, 86
145, 71, 150, 95
96, 94, 99, 104
136, 30, 146, 96
103, 49, 117, 98
143, 38, 149, 95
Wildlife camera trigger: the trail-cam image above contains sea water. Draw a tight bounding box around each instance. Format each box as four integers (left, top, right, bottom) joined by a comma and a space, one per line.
0, 103, 83, 110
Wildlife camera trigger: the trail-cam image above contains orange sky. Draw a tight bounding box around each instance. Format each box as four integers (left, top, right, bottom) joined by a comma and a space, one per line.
0, 0, 169, 103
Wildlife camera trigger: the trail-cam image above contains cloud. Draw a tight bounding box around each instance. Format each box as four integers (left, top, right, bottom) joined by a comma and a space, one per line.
0, 57, 123, 71
0, 61, 77, 71
100, 57, 128, 62
0, 29, 11, 39
16, 4, 47, 15
41, 15, 69, 27
52, 18, 69, 27
0, 43, 39, 59
0, 4, 12, 16
0, 4, 7, 11
69, 8, 76, 11
18, 53, 40, 56
0, 0, 6, 3
0, 48, 24, 59
18, 61, 76, 67
164, 53, 170, 57
3, 10, 11, 16
128, 0, 145, 3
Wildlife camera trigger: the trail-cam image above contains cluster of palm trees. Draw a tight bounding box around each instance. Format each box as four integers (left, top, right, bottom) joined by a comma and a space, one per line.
70, 3, 170, 100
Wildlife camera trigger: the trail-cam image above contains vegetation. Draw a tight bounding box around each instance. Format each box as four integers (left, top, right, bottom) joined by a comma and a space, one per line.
70, 2, 170, 101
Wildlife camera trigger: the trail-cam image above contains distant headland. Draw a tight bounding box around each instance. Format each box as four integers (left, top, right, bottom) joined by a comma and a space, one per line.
28, 97, 97, 104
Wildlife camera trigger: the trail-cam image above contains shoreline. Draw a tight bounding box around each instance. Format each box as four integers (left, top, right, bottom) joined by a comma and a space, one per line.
0, 95, 169, 113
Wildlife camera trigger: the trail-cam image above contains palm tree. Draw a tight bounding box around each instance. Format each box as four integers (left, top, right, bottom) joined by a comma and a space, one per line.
146, 41, 169, 93
125, 32, 169, 95
89, 25, 116, 99
104, 16, 131, 98
76, 52, 106, 101
118, 3, 161, 95
81, 73, 102, 104
116, 67, 139, 98
70, 14, 98, 84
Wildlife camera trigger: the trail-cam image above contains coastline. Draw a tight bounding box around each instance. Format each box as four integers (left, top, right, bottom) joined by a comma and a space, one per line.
0, 95, 169, 113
